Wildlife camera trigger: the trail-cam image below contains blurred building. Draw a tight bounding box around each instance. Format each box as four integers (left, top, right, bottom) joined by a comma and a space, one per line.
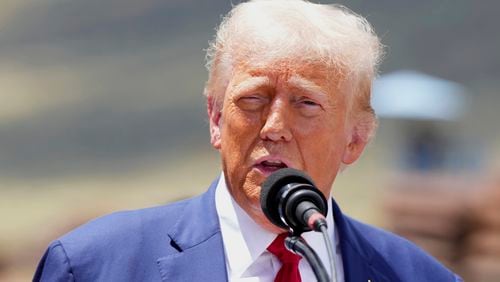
372, 70, 470, 171
373, 70, 500, 281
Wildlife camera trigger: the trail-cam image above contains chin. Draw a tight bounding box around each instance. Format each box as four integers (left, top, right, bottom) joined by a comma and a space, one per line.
247, 204, 284, 233
244, 188, 262, 209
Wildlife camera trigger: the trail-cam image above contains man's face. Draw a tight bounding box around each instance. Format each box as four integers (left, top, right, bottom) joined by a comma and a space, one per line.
209, 59, 365, 231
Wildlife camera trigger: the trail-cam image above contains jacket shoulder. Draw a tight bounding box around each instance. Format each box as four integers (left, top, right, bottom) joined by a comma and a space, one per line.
60, 197, 189, 248
34, 197, 194, 281
344, 217, 461, 281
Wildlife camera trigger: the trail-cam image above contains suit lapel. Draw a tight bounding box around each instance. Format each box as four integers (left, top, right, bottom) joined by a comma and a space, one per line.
331, 199, 399, 282
155, 179, 400, 282
157, 180, 228, 282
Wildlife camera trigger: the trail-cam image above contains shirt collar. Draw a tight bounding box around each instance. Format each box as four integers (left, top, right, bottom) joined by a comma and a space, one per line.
215, 172, 337, 279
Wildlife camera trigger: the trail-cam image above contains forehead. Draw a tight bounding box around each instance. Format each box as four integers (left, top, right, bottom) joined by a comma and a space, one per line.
231, 58, 344, 91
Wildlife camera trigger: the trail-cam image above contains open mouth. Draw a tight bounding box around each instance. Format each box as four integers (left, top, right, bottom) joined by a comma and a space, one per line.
254, 159, 288, 175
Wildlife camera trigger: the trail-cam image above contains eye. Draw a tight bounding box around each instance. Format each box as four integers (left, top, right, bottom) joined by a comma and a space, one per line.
301, 100, 319, 106
296, 97, 323, 117
236, 94, 268, 111
297, 97, 321, 108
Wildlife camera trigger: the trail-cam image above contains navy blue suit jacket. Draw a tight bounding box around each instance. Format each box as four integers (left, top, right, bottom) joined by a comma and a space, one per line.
34, 179, 462, 281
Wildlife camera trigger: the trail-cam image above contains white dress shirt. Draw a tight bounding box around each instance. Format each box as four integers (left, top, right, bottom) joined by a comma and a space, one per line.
215, 173, 345, 282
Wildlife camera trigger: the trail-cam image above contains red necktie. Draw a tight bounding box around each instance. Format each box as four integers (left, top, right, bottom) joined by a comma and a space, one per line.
267, 233, 302, 282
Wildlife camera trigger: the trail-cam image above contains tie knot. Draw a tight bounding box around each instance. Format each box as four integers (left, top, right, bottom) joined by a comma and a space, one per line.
267, 233, 302, 264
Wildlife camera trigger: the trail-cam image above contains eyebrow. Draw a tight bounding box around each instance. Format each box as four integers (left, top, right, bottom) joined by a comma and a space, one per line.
287, 75, 327, 98
232, 76, 271, 94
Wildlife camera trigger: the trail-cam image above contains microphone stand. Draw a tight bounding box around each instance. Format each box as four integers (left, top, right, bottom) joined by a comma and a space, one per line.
285, 235, 330, 282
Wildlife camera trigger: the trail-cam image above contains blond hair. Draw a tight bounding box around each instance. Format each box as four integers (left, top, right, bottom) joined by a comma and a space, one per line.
205, 0, 383, 141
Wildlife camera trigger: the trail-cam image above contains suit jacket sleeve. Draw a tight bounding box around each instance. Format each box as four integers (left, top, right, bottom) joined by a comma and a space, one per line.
33, 240, 75, 282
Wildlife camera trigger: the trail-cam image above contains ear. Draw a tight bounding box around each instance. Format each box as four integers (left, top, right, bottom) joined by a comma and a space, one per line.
207, 96, 222, 150
342, 126, 369, 165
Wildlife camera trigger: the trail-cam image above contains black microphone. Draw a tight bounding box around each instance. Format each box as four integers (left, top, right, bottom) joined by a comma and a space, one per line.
260, 168, 328, 234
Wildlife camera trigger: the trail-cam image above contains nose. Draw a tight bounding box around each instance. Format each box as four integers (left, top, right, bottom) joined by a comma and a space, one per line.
259, 99, 292, 142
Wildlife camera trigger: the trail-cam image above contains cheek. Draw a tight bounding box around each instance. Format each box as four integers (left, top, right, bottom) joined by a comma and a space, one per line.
296, 114, 346, 150
220, 107, 260, 153
298, 118, 347, 190
219, 106, 266, 208
303, 133, 344, 168
219, 105, 263, 180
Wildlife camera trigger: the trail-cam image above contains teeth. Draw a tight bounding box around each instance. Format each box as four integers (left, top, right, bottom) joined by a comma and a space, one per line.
262, 160, 286, 167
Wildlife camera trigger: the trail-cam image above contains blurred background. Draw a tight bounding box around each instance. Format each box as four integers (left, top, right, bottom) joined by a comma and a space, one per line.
1, 0, 499, 281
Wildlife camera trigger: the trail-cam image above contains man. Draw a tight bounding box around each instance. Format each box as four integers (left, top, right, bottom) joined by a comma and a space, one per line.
34, 1, 462, 281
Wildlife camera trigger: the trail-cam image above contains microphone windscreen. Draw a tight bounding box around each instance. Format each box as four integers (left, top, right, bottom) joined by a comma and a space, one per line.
260, 168, 316, 228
